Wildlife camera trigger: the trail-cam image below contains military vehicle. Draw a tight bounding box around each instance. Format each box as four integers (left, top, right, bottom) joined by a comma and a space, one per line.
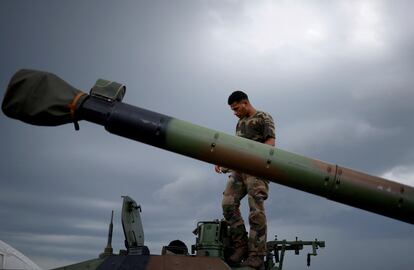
2, 69, 413, 269
46, 195, 323, 270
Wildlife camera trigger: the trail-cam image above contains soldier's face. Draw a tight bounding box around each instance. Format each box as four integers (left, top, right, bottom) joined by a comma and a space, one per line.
230, 101, 248, 119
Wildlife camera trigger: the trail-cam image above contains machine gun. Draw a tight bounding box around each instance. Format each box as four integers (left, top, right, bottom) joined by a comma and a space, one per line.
265, 237, 325, 270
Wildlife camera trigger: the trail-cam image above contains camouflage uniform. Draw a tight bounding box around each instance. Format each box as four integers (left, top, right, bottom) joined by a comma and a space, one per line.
222, 111, 275, 256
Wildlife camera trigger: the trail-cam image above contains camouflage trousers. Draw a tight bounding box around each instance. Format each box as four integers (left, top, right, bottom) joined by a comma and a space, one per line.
222, 171, 269, 256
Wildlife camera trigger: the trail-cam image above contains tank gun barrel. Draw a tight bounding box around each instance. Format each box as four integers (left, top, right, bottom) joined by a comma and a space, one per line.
79, 96, 414, 224
3, 69, 414, 225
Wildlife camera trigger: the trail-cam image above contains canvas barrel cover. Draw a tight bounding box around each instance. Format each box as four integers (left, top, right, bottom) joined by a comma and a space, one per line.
2, 69, 87, 126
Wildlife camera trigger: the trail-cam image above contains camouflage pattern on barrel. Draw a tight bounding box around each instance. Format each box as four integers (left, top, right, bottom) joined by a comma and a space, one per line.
2, 69, 414, 225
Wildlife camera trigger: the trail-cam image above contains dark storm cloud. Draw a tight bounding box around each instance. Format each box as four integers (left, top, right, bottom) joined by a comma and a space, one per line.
1, 1, 414, 269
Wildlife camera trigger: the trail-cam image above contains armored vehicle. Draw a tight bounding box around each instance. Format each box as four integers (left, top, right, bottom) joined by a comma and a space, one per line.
2, 70, 413, 269
47, 195, 323, 270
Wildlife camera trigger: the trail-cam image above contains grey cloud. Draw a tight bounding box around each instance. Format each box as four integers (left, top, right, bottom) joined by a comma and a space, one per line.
1, 1, 414, 270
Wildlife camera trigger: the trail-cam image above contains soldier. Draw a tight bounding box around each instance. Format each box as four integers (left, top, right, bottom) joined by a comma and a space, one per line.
215, 90, 275, 269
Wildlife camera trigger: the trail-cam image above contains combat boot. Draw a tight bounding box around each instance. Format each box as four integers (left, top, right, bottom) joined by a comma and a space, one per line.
241, 255, 264, 269
227, 224, 248, 265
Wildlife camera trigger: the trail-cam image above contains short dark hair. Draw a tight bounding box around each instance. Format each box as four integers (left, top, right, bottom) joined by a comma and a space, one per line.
228, 90, 248, 105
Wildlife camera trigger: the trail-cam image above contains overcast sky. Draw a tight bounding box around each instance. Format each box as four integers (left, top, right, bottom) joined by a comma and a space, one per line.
1, 1, 414, 269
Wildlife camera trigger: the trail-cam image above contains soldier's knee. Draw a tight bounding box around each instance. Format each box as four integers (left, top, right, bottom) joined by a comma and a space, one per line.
223, 204, 243, 222
249, 210, 267, 228
222, 204, 234, 220
222, 193, 233, 207
247, 181, 268, 202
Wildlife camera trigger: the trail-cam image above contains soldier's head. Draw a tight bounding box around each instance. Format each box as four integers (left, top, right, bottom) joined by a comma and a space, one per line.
228, 90, 253, 119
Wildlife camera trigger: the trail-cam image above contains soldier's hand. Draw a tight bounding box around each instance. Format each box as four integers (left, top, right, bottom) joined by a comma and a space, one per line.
215, 165, 222, 174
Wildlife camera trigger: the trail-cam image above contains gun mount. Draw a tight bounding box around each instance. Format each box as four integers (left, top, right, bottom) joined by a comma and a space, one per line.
265, 237, 325, 270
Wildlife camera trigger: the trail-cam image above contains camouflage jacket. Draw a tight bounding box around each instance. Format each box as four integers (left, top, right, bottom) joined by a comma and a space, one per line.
220, 111, 275, 174
236, 111, 275, 143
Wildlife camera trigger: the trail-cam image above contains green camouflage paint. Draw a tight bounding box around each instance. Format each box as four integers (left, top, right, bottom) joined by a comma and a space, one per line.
163, 118, 413, 224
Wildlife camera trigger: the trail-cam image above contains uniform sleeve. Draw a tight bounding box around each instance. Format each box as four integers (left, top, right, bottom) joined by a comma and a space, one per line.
262, 112, 275, 140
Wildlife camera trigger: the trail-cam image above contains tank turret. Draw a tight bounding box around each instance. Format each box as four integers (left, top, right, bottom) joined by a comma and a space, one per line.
2, 69, 414, 225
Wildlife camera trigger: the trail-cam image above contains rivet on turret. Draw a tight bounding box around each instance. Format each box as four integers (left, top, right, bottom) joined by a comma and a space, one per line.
211, 133, 219, 152
155, 118, 164, 136
266, 159, 271, 169
210, 143, 216, 152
